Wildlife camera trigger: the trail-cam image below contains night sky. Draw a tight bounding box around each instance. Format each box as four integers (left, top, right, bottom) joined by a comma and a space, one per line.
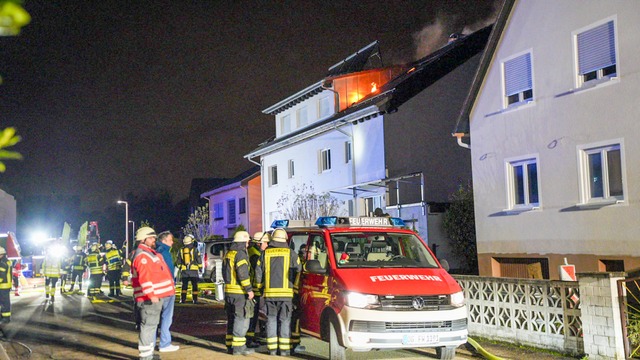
0, 1, 499, 234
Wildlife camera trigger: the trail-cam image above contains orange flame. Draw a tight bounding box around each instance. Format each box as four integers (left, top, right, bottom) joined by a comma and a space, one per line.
371, 82, 377, 93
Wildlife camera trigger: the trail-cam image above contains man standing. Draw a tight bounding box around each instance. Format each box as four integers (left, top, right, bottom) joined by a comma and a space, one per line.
131, 226, 175, 360
68, 245, 86, 294
11, 258, 21, 297
42, 241, 63, 302
85, 243, 104, 298
155, 231, 179, 353
0, 246, 12, 324
223, 231, 255, 356
103, 240, 123, 297
247, 231, 269, 347
254, 228, 301, 356
176, 235, 202, 304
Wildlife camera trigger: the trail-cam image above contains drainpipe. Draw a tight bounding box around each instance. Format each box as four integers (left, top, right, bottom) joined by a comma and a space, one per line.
335, 123, 358, 216
322, 82, 340, 114
453, 132, 470, 149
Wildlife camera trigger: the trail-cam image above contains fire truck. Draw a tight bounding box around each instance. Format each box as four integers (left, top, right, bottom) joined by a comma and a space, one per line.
274, 216, 467, 360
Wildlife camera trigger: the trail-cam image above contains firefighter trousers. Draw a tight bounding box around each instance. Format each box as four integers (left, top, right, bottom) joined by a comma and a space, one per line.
225, 294, 251, 353
69, 270, 84, 291
0, 289, 10, 321
265, 299, 293, 353
106, 270, 121, 295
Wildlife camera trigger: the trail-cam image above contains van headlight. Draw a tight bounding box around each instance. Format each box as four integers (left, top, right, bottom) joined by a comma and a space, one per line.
450, 291, 465, 307
345, 292, 380, 309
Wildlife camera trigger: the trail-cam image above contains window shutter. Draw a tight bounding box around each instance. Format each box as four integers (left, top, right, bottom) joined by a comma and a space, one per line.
504, 53, 532, 96
577, 21, 616, 75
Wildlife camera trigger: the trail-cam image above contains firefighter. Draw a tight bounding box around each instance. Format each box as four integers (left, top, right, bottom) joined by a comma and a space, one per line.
254, 228, 301, 356
0, 246, 12, 323
11, 258, 21, 296
42, 242, 63, 302
84, 242, 104, 298
247, 231, 270, 347
68, 245, 86, 294
59, 252, 71, 292
121, 244, 132, 287
103, 240, 123, 297
177, 235, 202, 304
223, 231, 255, 356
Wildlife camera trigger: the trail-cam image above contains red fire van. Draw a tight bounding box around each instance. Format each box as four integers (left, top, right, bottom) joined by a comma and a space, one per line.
277, 216, 467, 360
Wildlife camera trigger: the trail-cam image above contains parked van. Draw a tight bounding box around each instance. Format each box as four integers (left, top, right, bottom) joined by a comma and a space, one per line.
278, 216, 467, 360
201, 238, 232, 282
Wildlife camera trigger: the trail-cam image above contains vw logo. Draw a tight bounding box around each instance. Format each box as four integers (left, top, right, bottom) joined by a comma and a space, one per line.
412, 296, 425, 310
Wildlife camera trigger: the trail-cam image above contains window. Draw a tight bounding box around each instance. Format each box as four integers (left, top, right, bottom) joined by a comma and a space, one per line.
238, 197, 246, 214
280, 114, 291, 134
503, 52, 533, 106
576, 20, 617, 85
213, 202, 224, 220
507, 158, 539, 208
297, 106, 308, 128
227, 199, 236, 225
268, 165, 278, 186
345, 141, 352, 163
320, 149, 331, 172
288, 159, 295, 178
579, 143, 623, 202
319, 96, 332, 118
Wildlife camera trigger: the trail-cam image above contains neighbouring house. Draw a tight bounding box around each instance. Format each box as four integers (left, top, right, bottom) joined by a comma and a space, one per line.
188, 178, 228, 213
0, 188, 16, 234
245, 26, 492, 271
453, 0, 640, 279
200, 166, 261, 238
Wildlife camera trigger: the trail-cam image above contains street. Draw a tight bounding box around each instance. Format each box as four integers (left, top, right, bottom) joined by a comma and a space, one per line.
0, 279, 576, 359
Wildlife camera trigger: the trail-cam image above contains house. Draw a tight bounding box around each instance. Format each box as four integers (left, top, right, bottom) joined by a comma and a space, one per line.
0, 188, 16, 234
453, 0, 640, 279
245, 26, 492, 270
200, 166, 261, 238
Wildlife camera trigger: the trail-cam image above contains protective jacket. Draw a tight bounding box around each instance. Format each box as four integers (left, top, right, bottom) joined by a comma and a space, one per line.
177, 244, 202, 277
104, 248, 123, 271
222, 242, 252, 296
0, 258, 12, 290
247, 244, 262, 296
255, 242, 301, 301
131, 243, 174, 302
42, 256, 62, 278
85, 250, 104, 275
70, 251, 86, 271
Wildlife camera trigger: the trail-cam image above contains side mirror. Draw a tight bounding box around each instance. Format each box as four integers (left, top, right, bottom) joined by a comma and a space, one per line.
439, 259, 450, 272
304, 259, 326, 274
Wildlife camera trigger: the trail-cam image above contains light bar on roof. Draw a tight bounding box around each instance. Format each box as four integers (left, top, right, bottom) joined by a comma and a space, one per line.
315, 216, 406, 227
270, 219, 289, 228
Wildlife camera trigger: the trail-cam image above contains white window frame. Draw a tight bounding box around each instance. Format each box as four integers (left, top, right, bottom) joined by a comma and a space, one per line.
297, 106, 308, 128
502, 50, 534, 108
280, 114, 291, 135
288, 159, 295, 179
238, 197, 246, 214
505, 156, 540, 211
573, 17, 618, 88
213, 202, 224, 220
320, 148, 331, 172
319, 96, 332, 118
268, 165, 278, 186
577, 140, 625, 205
345, 141, 352, 163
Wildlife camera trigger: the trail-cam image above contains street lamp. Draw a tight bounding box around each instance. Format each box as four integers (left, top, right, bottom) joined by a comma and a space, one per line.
117, 200, 129, 259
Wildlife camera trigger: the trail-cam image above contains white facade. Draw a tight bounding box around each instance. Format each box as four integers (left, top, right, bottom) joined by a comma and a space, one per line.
258, 88, 387, 226
0, 188, 17, 234
204, 184, 249, 238
467, 0, 640, 278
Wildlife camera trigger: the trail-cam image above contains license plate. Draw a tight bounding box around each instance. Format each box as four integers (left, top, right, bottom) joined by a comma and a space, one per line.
402, 333, 439, 345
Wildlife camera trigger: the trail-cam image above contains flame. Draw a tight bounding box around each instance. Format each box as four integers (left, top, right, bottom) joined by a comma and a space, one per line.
371, 82, 377, 93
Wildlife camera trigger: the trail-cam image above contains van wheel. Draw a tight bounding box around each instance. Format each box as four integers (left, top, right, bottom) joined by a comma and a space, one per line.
436, 346, 456, 360
329, 320, 346, 360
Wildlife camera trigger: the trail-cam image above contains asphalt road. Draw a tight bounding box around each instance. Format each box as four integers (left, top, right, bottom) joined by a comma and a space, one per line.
0, 279, 577, 359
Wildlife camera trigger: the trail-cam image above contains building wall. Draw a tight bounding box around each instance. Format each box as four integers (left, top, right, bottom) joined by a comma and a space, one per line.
469, 0, 640, 278
208, 186, 249, 238
0, 189, 17, 234
247, 175, 262, 233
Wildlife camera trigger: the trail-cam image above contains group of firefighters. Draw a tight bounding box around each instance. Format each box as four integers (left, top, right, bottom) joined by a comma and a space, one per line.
223, 228, 303, 356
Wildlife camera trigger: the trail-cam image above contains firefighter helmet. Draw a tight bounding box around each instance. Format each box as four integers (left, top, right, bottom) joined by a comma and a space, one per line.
90, 243, 98, 251
183, 235, 194, 245
136, 227, 156, 241
271, 228, 288, 242
105, 240, 113, 249
252, 231, 270, 243
0, 246, 5, 255
233, 231, 250, 243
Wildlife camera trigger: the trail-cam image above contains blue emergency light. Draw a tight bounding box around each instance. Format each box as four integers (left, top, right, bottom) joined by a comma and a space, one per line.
270, 219, 290, 228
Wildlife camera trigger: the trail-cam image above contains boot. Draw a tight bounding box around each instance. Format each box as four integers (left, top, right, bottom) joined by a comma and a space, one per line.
192, 294, 198, 304
180, 294, 186, 304
232, 346, 255, 356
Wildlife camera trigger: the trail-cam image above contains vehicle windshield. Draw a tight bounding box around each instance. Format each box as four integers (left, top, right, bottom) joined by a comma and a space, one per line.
330, 232, 439, 268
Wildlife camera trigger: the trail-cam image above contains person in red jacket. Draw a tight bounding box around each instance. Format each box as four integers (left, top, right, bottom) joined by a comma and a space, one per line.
131, 227, 175, 360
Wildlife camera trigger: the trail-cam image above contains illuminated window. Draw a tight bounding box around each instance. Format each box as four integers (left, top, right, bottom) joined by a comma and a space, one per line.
269, 165, 278, 186
239, 197, 246, 214
227, 199, 236, 225
213, 202, 224, 220
579, 143, 623, 202
506, 158, 539, 209
320, 149, 331, 172
345, 141, 352, 163
280, 114, 291, 135
576, 20, 617, 86
297, 106, 308, 128
503, 52, 533, 107
288, 159, 295, 178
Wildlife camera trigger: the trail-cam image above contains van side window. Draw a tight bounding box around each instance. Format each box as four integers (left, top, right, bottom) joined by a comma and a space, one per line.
308, 235, 327, 269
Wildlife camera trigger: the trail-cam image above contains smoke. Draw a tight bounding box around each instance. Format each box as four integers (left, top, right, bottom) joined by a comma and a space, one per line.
412, 0, 504, 60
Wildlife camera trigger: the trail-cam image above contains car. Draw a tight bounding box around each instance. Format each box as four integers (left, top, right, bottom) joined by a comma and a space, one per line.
201, 238, 232, 282
277, 216, 466, 360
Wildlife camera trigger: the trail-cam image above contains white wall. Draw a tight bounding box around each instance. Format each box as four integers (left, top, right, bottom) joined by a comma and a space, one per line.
0, 189, 16, 234
470, 0, 640, 257
208, 185, 249, 238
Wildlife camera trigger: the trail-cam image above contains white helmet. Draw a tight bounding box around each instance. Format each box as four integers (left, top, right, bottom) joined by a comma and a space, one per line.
136, 227, 156, 241
183, 235, 194, 245
271, 228, 288, 243
233, 231, 250, 243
